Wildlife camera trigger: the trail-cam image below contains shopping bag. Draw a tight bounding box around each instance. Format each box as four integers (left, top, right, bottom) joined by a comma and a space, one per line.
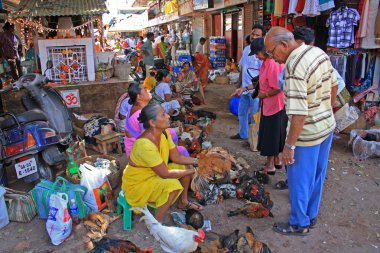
80, 164, 112, 212
4, 187, 36, 223
46, 193, 72, 246
30, 176, 90, 219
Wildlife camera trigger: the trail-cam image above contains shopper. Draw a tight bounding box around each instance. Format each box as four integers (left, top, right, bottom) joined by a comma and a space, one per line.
265, 27, 337, 235
0, 22, 23, 80
230, 24, 264, 141
195, 37, 207, 55
141, 32, 155, 78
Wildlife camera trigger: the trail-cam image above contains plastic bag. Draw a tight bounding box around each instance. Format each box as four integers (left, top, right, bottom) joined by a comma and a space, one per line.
80, 164, 112, 212
349, 129, 380, 160
46, 193, 72, 245
334, 104, 360, 132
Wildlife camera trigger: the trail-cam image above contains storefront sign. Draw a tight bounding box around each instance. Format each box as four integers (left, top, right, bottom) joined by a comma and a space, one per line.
213, 0, 224, 9
179, 0, 193, 15
60, 90, 80, 108
193, 0, 213, 10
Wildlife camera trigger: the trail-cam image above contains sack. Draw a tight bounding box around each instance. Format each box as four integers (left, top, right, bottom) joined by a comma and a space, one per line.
46, 193, 72, 245
0, 187, 9, 229
80, 164, 112, 212
334, 103, 360, 132
4, 187, 36, 222
31, 176, 90, 219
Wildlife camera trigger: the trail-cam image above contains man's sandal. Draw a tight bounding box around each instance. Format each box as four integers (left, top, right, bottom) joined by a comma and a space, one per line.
273, 222, 309, 236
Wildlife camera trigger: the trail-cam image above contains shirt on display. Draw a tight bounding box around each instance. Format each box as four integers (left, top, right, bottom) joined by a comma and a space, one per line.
318, 0, 335, 12
302, 0, 320, 16
326, 6, 360, 48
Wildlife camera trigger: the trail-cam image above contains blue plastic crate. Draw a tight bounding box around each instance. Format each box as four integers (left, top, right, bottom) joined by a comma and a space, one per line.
178, 55, 192, 62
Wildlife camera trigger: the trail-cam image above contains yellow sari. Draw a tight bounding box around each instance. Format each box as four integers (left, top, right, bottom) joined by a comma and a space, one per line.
121, 130, 185, 208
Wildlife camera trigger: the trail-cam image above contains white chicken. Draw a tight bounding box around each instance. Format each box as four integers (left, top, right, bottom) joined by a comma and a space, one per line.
130, 206, 205, 253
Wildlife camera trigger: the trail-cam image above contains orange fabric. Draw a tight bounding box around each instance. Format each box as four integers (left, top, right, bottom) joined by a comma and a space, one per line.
95, 42, 102, 52
194, 53, 210, 88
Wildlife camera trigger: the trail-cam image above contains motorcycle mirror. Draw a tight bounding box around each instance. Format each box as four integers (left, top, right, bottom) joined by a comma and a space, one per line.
46, 60, 53, 70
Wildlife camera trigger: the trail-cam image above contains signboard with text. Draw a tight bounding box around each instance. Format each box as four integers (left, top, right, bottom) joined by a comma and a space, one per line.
60, 90, 81, 108
193, 0, 213, 10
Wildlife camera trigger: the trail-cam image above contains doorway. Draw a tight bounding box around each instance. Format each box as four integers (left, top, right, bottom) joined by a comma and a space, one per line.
224, 10, 242, 62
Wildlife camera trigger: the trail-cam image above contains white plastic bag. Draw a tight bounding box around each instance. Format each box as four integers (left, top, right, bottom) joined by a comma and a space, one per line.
46, 193, 72, 245
334, 104, 360, 132
349, 129, 380, 160
0, 187, 9, 229
80, 164, 112, 212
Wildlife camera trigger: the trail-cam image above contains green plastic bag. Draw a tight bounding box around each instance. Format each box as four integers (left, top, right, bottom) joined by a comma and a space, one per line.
30, 176, 90, 219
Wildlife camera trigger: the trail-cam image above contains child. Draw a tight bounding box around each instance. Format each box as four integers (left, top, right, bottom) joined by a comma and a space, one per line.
143, 67, 157, 91
225, 57, 237, 73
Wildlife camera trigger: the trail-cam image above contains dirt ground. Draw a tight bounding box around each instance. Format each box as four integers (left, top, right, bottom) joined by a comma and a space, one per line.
1, 83, 379, 253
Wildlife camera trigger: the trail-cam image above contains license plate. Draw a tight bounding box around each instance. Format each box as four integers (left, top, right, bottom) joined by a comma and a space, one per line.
15, 158, 38, 179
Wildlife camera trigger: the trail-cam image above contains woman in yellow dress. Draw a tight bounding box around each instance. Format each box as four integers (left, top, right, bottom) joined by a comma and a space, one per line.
122, 104, 203, 221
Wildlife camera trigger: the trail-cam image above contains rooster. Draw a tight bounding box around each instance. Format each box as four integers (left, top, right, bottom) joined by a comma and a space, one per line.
237, 227, 272, 253
228, 202, 273, 219
130, 206, 205, 253
89, 237, 152, 253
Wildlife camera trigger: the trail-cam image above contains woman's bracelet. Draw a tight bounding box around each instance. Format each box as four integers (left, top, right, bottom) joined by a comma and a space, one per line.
193, 158, 199, 167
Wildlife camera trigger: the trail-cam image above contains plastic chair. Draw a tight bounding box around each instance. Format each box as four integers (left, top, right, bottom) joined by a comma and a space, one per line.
116, 191, 157, 231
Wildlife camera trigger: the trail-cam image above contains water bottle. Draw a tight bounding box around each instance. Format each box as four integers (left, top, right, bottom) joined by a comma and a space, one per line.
67, 151, 79, 176
70, 199, 80, 225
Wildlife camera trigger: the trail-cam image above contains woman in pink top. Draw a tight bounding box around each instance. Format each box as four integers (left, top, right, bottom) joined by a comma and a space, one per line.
250, 38, 287, 175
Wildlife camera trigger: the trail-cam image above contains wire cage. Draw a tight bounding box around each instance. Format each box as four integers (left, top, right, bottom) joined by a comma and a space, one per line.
47, 46, 88, 84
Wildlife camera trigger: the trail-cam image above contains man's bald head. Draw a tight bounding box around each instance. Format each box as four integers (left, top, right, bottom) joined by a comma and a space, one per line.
264, 26, 299, 64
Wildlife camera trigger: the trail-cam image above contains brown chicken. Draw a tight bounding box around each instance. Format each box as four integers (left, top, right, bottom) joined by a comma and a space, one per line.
84, 212, 121, 241
237, 227, 272, 253
228, 202, 273, 219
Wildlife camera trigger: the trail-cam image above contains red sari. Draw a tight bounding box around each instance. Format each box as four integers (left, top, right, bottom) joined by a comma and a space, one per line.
194, 52, 211, 89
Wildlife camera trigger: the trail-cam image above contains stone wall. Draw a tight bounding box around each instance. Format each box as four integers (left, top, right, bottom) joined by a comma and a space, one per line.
1, 79, 131, 119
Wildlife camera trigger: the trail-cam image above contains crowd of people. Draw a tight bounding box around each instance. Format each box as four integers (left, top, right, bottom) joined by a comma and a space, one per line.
116, 24, 340, 237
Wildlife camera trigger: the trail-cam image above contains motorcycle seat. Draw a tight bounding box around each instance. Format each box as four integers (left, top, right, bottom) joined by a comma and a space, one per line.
0, 109, 48, 129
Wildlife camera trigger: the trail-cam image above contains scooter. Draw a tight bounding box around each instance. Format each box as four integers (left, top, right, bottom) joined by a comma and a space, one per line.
0, 73, 73, 185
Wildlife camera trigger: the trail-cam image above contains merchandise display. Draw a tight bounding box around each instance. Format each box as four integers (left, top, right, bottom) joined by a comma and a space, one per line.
209, 37, 226, 69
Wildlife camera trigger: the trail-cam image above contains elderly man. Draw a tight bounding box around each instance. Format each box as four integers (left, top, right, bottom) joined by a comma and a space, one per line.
265, 27, 338, 235
230, 24, 264, 141
0, 22, 22, 80
141, 32, 155, 78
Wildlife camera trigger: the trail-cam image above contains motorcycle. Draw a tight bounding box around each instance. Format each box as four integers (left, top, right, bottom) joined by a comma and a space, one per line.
0, 73, 73, 185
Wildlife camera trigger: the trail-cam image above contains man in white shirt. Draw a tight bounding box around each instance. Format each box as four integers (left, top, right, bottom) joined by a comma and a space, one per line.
230, 25, 264, 141
195, 37, 207, 55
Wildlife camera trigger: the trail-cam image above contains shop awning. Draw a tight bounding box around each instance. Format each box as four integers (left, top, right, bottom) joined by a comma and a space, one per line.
12, 0, 109, 17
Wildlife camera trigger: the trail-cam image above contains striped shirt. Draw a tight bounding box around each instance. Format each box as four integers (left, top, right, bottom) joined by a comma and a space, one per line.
284, 44, 337, 147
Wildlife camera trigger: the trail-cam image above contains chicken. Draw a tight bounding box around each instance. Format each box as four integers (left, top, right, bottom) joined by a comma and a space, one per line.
228, 202, 273, 219
237, 227, 272, 253
235, 175, 273, 210
185, 209, 204, 230
197, 232, 226, 253
222, 229, 240, 252
89, 237, 152, 253
84, 212, 121, 241
130, 206, 205, 253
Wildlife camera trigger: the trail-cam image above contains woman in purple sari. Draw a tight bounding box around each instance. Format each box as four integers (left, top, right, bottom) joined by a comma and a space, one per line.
124, 83, 189, 158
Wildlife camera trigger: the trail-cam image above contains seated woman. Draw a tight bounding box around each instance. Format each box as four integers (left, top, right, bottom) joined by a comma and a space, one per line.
122, 104, 203, 222
151, 70, 182, 116
175, 61, 206, 104
124, 82, 189, 158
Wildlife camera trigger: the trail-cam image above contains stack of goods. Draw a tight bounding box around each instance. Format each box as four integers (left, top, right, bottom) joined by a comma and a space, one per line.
171, 50, 193, 75
209, 36, 226, 69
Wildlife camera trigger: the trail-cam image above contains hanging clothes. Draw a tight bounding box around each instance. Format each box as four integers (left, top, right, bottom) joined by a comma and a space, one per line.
274, 0, 284, 17
319, 0, 335, 12
326, 6, 360, 48
282, 0, 290, 15
288, 0, 299, 14
361, 0, 380, 48
303, 0, 320, 16
295, 0, 306, 12
360, 0, 370, 38
266, 0, 275, 13
354, 0, 367, 48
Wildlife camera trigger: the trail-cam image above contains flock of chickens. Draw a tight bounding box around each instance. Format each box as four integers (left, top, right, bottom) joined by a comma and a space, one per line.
88, 108, 274, 253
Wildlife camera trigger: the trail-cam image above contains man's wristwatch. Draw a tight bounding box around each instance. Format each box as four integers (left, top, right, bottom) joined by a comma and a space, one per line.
285, 143, 296, 150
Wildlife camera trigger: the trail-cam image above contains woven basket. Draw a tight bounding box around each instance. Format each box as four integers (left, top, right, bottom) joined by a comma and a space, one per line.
214, 75, 229, 85
65, 155, 122, 189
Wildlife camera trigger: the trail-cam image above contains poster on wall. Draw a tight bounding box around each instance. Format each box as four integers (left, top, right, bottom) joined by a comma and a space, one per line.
60, 90, 81, 108
193, 0, 212, 10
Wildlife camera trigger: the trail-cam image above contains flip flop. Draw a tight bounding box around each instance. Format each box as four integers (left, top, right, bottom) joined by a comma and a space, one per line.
273, 222, 309, 236
275, 180, 288, 190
